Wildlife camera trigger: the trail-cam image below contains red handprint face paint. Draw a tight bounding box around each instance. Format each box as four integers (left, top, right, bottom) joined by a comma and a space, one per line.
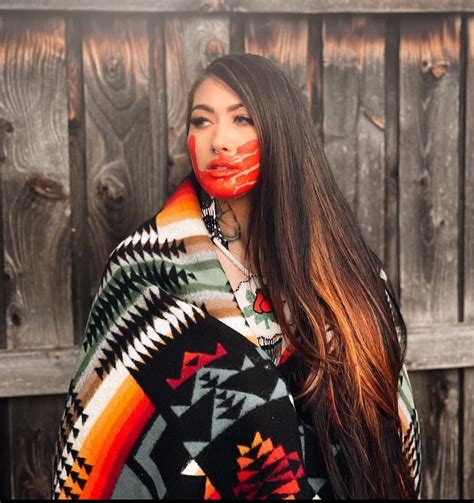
188, 135, 260, 199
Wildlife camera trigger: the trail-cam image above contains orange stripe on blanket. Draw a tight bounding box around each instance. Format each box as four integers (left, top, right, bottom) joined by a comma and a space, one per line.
156, 179, 202, 227
161, 178, 194, 210
78, 375, 155, 499
156, 199, 201, 227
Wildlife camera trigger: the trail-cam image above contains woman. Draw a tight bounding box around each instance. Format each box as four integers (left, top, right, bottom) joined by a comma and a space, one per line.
51, 53, 421, 499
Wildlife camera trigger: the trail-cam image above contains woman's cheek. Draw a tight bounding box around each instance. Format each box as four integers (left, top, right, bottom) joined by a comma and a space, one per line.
187, 134, 200, 172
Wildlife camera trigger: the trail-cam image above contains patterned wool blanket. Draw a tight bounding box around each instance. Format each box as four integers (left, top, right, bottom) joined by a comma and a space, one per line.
51, 175, 421, 499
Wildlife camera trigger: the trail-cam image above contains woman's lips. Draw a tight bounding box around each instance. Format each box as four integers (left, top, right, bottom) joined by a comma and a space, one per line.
206, 166, 239, 178
206, 159, 241, 177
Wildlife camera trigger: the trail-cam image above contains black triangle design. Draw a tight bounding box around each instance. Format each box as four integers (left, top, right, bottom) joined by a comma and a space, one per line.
95, 366, 104, 380
182, 310, 196, 327
216, 395, 235, 409
159, 261, 174, 291
217, 397, 246, 420
103, 290, 120, 316
178, 268, 190, 284
200, 371, 211, 382
202, 376, 219, 389
170, 323, 181, 339
160, 240, 171, 259
102, 348, 117, 369
177, 240, 186, 253
167, 265, 181, 287
107, 337, 124, 361
120, 268, 142, 297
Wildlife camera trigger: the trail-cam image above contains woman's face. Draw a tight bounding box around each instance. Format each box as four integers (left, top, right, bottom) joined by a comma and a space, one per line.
187, 77, 261, 199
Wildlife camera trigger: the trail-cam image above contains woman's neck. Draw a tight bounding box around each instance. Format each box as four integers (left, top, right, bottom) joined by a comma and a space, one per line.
216, 193, 251, 248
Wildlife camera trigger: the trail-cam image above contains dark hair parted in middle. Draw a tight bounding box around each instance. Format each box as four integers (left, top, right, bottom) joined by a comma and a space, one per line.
185, 53, 416, 499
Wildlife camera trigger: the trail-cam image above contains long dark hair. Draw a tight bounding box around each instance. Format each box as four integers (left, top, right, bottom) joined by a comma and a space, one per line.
185, 53, 416, 499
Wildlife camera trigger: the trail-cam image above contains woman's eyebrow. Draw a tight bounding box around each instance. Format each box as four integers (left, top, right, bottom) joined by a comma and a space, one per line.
191, 102, 244, 113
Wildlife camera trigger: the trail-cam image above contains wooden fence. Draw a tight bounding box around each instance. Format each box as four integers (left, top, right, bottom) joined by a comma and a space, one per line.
0, 1, 473, 499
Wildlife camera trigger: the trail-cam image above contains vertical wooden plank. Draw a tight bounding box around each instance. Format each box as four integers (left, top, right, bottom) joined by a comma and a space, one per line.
463, 14, 474, 501
0, 14, 6, 351
0, 13, 72, 498
0, 400, 11, 497
323, 15, 386, 260
244, 14, 309, 99
148, 15, 168, 211
385, 17, 401, 297
399, 16, 461, 499
65, 14, 90, 344
82, 14, 156, 295
307, 16, 324, 139
165, 14, 229, 193
8, 395, 65, 499
230, 12, 245, 54
0, 14, 72, 349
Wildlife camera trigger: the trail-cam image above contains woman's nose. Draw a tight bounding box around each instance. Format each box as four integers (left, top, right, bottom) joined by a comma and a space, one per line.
211, 143, 228, 154
210, 125, 233, 154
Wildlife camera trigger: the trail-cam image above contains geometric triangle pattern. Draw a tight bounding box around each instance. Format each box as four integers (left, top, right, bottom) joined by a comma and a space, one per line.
51, 175, 422, 499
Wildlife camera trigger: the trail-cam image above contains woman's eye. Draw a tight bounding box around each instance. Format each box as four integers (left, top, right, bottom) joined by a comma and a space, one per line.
190, 116, 209, 127
190, 115, 254, 127
235, 115, 254, 125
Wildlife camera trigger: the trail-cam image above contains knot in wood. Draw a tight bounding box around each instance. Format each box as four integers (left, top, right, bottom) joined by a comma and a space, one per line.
421, 59, 449, 79
104, 55, 126, 91
97, 177, 124, 204
205, 39, 225, 59
27, 176, 67, 201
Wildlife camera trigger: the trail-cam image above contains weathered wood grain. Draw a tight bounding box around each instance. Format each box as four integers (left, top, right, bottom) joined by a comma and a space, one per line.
165, 14, 229, 193
384, 17, 401, 298
0, 17, 74, 499
0, 348, 79, 398
399, 16, 462, 499
323, 16, 386, 260
148, 15, 168, 211
307, 16, 323, 139
245, 14, 308, 99
404, 324, 474, 371
82, 14, 158, 296
0, 14, 73, 349
65, 14, 91, 345
409, 369, 460, 499
230, 12, 245, 54
7, 395, 65, 498
0, 0, 474, 13
0, 15, 5, 350
464, 15, 474, 501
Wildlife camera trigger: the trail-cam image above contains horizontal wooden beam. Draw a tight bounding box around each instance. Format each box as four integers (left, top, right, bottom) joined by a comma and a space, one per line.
404, 323, 474, 371
0, 322, 472, 398
0, 347, 79, 398
0, 0, 473, 13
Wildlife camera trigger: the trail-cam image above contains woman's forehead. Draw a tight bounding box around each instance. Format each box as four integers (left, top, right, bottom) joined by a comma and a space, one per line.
192, 76, 241, 106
